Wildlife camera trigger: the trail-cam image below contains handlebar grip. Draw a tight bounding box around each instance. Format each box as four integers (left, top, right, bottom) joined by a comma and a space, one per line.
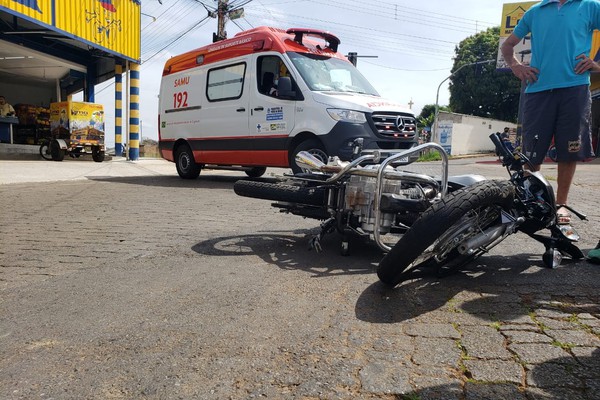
489, 133, 513, 159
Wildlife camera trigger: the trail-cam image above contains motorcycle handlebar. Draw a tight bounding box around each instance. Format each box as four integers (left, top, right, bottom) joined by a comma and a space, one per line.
489, 132, 513, 160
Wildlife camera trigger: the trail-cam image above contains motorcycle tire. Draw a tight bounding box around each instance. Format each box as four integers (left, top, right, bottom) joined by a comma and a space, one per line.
377, 180, 514, 287
233, 180, 326, 206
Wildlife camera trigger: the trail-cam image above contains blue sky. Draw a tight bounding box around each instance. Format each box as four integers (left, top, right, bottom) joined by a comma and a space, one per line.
91, 0, 505, 146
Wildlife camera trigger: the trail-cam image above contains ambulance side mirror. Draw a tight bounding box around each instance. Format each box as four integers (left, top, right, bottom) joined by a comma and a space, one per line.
277, 77, 296, 99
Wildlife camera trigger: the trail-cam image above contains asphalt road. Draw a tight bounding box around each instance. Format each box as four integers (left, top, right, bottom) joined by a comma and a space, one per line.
1, 156, 599, 399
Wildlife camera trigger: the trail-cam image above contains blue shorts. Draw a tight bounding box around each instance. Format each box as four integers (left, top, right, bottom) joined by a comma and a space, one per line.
522, 84, 595, 164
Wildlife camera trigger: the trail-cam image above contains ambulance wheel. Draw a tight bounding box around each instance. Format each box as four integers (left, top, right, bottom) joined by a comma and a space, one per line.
245, 167, 267, 178
176, 144, 201, 179
50, 140, 65, 161
290, 139, 327, 174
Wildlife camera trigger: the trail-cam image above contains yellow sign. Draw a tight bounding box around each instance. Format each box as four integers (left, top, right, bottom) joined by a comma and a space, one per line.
500, 2, 538, 37
0, 0, 140, 61
497, 2, 537, 69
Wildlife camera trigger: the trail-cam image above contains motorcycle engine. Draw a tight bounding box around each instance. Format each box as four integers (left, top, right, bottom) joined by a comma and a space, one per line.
344, 174, 424, 234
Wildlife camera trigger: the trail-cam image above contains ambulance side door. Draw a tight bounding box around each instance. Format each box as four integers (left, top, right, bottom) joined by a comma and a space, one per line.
249, 54, 297, 165
200, 60, 251, 165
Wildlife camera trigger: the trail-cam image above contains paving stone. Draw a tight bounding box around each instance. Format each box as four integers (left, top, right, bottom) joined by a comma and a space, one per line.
464, 382, 526, 400
576, 313, 598, 321
578, 316, 600, 329
463, 359, 522, 384
499, 323, 539, 332
586, 378, 600, 399
359, 360, 412, 395
403, 323, 460, 339
535, 308, 573, 319
412, 338, 461, 368
508, 343, 571, 364
526, 362, 583, 389
546, 329, 600, 347
500, 314, 536, 324
461, 326, 513, 360
571, 347, 600, 379
526, 386, 587, 400
370, 335, 414, 354
503, 330, 552, 344
535, 316, 578, 330
412, 374, 463, 400
417, 381, 462, 400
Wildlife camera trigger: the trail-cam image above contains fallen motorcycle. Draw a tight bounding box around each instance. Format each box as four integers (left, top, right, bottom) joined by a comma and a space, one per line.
234, 140, 485, 255
377, 132, 586, 287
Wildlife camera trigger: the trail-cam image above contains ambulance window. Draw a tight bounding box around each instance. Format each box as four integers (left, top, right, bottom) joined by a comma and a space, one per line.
206, 62, 246, 101
257, 56, 290, 97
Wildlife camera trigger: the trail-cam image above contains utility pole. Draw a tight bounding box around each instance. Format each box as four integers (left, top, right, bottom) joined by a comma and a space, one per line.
214, 0, 228, 42
209, 0, 249, 43
345, 52, 377, 67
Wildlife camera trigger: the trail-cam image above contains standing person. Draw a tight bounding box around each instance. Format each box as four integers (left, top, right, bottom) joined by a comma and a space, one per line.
500, 0, 599, 225
0, 95, 15, 117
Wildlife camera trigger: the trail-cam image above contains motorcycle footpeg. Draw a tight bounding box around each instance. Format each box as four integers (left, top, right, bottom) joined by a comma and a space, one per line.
309, 236, 323, 253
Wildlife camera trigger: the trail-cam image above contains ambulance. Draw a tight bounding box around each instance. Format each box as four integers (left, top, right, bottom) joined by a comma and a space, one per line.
158, 26, 418, 178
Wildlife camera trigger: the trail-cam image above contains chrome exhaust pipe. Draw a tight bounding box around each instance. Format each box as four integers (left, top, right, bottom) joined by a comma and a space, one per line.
458, 225, 507, 255
295, 151, 326, 172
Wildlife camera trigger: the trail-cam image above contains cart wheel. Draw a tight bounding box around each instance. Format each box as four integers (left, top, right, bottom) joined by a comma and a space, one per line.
50, 140, 65, 161
39, 143, 52, 160
92, 147, 105, 162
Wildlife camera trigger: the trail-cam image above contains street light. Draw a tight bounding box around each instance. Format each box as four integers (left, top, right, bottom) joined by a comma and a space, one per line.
432, 59, 495, 143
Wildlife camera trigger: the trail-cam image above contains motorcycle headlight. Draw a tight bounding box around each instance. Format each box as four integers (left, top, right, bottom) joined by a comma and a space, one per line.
327, 109, 367, 123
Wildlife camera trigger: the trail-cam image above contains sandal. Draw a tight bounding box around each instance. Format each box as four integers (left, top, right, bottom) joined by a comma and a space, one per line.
556, 205, 571, 225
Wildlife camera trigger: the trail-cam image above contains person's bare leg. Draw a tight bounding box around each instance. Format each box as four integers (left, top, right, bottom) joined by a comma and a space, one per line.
556, 161, 576, 205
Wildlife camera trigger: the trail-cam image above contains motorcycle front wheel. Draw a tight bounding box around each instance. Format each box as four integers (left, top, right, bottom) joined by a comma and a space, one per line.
377, 180, 514, 287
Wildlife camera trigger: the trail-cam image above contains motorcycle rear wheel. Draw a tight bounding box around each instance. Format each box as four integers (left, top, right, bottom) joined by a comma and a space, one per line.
233, 180, 326, 206
377, 180, 514, 287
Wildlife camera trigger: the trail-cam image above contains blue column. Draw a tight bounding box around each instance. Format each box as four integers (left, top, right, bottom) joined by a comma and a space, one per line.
115, 64, 124, 157
128, 63, 140, 160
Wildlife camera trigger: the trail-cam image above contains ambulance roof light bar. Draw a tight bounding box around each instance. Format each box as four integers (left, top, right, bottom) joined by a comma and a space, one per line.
286, 28, 340, 53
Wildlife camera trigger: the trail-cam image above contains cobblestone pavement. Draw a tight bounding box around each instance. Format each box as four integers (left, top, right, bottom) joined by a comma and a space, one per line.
0, 157, 599, 399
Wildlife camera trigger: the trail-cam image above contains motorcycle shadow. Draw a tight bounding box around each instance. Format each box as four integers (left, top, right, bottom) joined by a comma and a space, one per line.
356, 253, 597, 324
191, 229, 383, 277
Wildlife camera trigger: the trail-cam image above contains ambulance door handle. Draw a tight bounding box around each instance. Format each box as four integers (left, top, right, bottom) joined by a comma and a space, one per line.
236, 107, 246, 112
253, 107, 264, 111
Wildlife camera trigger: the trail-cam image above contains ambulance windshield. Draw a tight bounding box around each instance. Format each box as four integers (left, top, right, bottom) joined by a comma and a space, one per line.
287, 52, 379, 96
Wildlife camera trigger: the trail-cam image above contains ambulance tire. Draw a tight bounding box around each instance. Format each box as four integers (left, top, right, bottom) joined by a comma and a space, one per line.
290, 139, 328, 174
175, 145, 201, 179
245, 167, 267, 178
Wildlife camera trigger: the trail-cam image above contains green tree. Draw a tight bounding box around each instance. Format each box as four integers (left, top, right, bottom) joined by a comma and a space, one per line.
417, 104, 451, 129
448, 27, 521, 122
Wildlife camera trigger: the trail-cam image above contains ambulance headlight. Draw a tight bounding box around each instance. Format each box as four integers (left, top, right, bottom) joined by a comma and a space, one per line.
327, 109, 367, 123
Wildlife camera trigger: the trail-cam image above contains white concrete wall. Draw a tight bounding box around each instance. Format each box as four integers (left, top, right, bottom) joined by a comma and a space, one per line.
436, 112, 517, 155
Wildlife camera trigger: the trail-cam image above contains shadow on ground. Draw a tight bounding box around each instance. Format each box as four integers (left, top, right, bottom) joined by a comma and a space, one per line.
192, 230, 383, 277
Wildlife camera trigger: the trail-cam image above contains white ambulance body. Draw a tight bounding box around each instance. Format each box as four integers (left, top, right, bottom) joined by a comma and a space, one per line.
158, 27, 417, 178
